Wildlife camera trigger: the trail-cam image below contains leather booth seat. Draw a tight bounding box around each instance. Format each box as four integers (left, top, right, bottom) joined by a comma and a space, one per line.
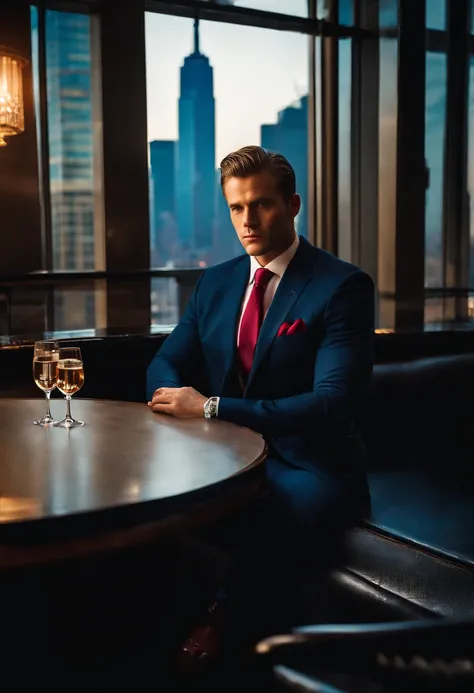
325, 354, 474, 622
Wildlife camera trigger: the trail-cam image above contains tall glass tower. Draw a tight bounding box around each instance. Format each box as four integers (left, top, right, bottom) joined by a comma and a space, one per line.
31, 8, 102, 329
261, 96, 308, 238
150, 139, 176, 265
45, 10, 96, 271
176, 19, 216, 258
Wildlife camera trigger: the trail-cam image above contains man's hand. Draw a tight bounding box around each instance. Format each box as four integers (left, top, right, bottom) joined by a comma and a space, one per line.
148, 387, 207, 418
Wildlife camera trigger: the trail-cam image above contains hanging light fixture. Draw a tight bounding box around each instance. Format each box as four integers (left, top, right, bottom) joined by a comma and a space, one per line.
0, 45, 27, 148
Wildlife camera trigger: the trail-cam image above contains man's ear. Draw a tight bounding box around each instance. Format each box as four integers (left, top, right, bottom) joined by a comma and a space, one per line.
290, 193, 301, 218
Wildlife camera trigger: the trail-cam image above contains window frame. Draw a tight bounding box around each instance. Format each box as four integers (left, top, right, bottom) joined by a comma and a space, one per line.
23, 0, 474, 333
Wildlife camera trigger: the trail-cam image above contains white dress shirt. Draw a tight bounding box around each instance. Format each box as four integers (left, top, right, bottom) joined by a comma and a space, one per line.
237, 233, 300, 346
209, 234, 300, 417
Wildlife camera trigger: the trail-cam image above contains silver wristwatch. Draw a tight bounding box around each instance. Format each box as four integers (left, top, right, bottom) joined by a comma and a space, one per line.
204, 396, 219, 419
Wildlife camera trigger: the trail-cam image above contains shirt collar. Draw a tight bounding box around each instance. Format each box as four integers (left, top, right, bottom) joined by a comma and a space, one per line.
248, 234, 300, 285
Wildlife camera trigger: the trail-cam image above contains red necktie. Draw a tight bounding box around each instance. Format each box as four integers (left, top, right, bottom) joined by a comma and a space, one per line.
238, 267, 273, 376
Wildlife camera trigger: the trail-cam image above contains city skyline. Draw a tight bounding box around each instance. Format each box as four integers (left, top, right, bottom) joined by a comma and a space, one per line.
32, 3, 474, 292
145, 12, 308, 168
148, 17, 309, 267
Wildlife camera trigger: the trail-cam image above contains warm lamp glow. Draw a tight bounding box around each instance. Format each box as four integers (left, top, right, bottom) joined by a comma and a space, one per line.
0, 45, 27, 148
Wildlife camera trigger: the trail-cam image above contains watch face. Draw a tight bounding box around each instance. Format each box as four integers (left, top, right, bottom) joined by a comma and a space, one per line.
205, 398, 217, 417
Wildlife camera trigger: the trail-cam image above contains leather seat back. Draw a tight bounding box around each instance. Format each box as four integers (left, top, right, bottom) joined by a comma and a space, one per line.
361, 354, 474, 469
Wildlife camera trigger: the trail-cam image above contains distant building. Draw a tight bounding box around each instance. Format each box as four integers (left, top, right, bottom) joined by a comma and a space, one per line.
261, 95, 308, 238
42, 10, 97, 270
31, 9, 101, 330
176, 19, 216, 256
149, 140, 176, 264
213, 170, 242, 263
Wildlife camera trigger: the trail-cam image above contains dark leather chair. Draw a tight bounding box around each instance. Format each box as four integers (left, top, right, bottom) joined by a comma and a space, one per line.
322, 354, 474, 623
256, 617, 474, 692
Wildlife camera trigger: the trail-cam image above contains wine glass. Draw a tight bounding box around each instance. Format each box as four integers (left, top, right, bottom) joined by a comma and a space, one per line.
32, 340, 59, 426
54, 346, 85, 428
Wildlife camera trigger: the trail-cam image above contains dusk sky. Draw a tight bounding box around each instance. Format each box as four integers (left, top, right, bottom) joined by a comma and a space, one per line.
145, 11, 309, 165
144, 3, 447, 240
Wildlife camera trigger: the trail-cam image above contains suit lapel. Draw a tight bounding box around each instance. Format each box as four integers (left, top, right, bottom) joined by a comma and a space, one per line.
244, 237, 317, 394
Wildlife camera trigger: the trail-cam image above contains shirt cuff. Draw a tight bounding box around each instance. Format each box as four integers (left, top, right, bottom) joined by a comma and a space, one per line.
215, 397, 220, 417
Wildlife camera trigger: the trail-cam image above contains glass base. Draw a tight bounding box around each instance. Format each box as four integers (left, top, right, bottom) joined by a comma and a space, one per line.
33, 414, 57, 426
54, 416, 85, 429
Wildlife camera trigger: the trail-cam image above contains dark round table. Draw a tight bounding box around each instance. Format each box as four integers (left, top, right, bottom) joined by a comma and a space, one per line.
0, 398, 267, 568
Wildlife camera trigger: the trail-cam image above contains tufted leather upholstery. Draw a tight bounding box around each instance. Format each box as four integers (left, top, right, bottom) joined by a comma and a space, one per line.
327, 354, 474, 622
256, 617, 474, 692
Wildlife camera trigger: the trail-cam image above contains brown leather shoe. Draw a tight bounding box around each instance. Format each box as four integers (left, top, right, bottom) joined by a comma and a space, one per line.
178, 601, 222, 674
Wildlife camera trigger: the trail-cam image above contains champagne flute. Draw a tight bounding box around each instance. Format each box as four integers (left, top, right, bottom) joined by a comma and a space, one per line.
32, 340, 59, 426
54, 347, 85, 428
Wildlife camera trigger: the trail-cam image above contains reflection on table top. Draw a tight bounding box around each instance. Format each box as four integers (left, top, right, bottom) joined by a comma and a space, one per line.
0, 399, 266, 532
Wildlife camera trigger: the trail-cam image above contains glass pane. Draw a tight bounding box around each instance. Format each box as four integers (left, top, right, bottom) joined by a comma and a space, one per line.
378, 34, 398, 330
151, 278, 179, 325
231, 0, 308, 17
146, 13, 308, 268
44, 10, 104, 271
468, 57, 474, 298
338, 37, 352, 260
426, 0, 446, 30
379, 0, 398, 29
53, 282, 104, 331
425, 52, 447, 290
339, 0, 353, 25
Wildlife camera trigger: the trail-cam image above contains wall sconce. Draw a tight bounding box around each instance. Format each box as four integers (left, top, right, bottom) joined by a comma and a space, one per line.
0, 45, 27, 148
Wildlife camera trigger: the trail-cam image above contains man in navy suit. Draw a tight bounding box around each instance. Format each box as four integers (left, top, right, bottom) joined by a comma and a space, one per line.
147, 145, 374, 660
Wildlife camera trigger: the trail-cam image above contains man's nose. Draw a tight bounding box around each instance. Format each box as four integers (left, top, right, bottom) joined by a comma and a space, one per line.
243, 208, 257, 228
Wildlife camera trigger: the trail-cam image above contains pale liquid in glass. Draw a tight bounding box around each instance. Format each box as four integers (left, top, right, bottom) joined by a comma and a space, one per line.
57, 359, 84, 395
33, 353, 59, 392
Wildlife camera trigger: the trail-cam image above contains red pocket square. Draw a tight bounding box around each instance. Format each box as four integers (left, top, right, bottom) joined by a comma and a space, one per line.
277, 321, 291, 337
286, 318, 307, 335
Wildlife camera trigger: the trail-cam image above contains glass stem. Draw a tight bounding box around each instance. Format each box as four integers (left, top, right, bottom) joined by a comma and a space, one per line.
45, 390, 52, 419
65, 394, 72, 420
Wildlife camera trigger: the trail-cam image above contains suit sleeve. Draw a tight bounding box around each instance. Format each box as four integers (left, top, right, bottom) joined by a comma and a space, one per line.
146, 272, 206, 401
217, 271, 375, 437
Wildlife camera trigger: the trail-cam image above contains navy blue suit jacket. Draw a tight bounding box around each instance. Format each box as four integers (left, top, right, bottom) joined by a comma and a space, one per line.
147, 236, 375, 481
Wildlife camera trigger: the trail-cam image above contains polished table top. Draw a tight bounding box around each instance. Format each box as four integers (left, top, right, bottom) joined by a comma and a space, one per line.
0, 399, 266, 551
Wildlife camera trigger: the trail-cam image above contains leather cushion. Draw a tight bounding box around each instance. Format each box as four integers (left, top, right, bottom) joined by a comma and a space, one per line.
340, 525, 474, 618
364, 354, 474, 466
333, 354, 474, 619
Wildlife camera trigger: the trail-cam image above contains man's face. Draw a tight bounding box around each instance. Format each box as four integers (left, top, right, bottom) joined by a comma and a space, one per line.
223, 171, 300, 264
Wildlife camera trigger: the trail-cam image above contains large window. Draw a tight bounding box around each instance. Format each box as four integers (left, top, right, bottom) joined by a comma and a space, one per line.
377, 31, 398, 330
468, 56, 474, 289
6, 0, 474, 335
425, 52, 447, 289
31, 8, 104, 273
30, 6, 105, 331
145, 12, 308, 268
338, 36, 352, 261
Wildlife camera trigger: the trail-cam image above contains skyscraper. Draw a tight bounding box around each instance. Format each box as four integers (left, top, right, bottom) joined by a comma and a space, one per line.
44, 10, 98, 270
261, 95, 308, 238
30, 8, 103, 330
176, 19, 216, 256
149, 140, 176, 264
213, 170, 242, 263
